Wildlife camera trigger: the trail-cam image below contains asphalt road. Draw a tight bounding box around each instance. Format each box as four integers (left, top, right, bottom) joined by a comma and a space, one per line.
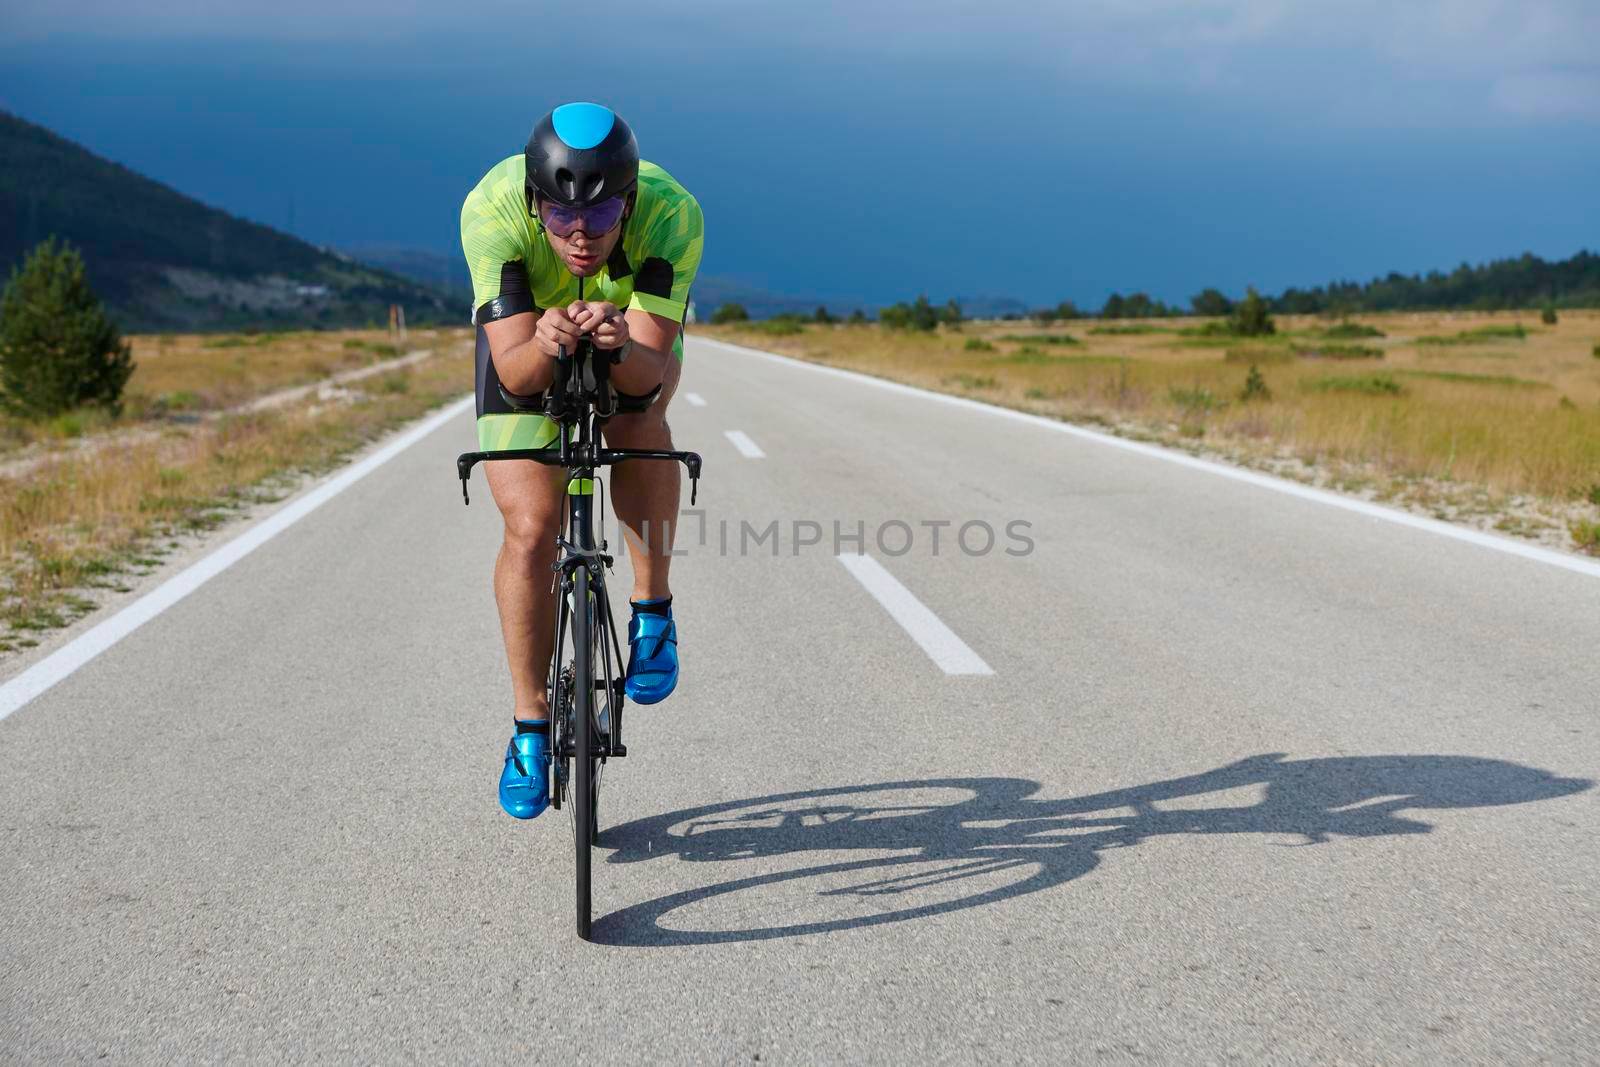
3, 337, 1597, 1063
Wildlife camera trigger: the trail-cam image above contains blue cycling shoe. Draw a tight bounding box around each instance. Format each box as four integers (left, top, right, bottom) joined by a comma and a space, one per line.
625, 599, 678, 705
498, 726, 551, 820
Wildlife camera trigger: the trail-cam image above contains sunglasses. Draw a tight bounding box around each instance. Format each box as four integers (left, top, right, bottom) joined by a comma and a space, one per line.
537, 195, 627, 238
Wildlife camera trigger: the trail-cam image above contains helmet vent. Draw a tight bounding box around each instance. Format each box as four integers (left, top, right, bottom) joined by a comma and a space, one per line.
585, 174, 604, 200
556, 168, 575, 199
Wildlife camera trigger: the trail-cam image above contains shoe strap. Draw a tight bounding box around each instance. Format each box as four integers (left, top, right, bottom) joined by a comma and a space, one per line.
629, 617, 677, 661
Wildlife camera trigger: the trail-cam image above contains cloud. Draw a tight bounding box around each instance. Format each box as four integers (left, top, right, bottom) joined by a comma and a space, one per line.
6, 0, 1596, 124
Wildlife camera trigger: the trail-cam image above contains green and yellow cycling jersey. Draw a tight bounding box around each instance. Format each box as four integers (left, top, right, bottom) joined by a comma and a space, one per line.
459, 155, 704, 356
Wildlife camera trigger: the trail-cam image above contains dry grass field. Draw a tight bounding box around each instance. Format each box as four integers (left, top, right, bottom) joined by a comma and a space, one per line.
705, 310, 1600, 554
0, 329, 470, 652
4, 311, 1595, 654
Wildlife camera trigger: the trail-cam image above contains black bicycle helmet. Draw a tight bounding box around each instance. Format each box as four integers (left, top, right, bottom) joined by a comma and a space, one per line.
524, 102, 639, 212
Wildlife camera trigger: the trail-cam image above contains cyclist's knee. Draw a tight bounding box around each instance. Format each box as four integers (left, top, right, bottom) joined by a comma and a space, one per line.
502, 511, 559, 559
603, 409, 671, 447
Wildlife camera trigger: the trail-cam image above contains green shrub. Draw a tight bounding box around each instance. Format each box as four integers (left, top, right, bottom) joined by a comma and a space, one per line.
1416, 324, 1528, 345
1168, 385, 1222, 411
847, 310, 868, 325
0, 237, 134, 418
752, 315, 804, 336
998, 333, 1080, 346
943, 373, 997, 390
1541, 304, 1558, 325
1089, 324, 1165, 335
813, 305, 836, 324
881, 295, 941, 331
1586, 484, 1600, 507
1293, 344, 1384, 360
1591, 343, 1599, 359
49, 410, 86, 437
1179, 321, 1237, 338
992, 349, 1124, 367
1239, 364, 1271, 402
1228, 287, 1276, 337
1303, 374, 1404, 396
964, 338, 995, 352
1037, 300, 1083, 322
1320, 321, 1385, 339
1190, 288, 1233, 317
203, 336, 249, 349
1572, 519, 1600, 555
1394, 369, 1545, 388
154, 390, 202, 413
710, 302, 750, 324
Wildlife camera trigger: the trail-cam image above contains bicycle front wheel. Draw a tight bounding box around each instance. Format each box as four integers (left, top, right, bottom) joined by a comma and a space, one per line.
572, 574, 605, 939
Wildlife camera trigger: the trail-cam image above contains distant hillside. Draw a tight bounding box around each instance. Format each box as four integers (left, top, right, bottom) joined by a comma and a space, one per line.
343, 244, 472, 300
0, 110, 453, 331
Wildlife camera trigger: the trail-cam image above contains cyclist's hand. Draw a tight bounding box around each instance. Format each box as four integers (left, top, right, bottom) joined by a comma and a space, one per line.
534, 306, 583, 358
589, 306, 630, 351
568, 300, 623, 344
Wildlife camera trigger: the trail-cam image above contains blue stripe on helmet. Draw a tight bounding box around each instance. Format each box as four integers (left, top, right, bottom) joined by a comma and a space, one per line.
551, 103, 616, 150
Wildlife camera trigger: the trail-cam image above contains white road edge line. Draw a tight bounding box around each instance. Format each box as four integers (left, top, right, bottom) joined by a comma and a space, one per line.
837, 553, 994, 676
700, 337, 1600, 580
0, 395, 476, 723
724, 429, 766, 459
684, 392, 707, 407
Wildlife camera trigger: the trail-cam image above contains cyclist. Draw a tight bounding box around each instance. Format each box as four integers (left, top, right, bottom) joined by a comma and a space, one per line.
459, 102, 703, 820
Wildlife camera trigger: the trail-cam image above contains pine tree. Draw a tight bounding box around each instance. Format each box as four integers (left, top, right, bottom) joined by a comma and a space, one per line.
0, 238, 134, 418
1229, 286, 1276, 337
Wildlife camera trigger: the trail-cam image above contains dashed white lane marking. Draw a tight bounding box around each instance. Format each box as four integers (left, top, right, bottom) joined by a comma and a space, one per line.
724, 430, 766, 459
837, 553, 994, 676
684, 392, 707, 407
699, 338, 1600, 581
0, 396, 476, 723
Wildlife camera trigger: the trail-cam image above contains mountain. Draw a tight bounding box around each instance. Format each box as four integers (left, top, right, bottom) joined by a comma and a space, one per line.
343, 244, 472, 300
0, 110, 453, 331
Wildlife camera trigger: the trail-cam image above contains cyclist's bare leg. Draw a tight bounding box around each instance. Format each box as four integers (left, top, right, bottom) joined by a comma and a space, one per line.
485, 459, 567, 721
602, 354, 682, 602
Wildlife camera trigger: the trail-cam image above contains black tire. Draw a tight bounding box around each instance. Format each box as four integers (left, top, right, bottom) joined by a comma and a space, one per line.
573, 580, 595, 940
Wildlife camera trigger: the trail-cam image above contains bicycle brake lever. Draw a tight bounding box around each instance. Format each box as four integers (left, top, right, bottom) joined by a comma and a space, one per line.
456, 455, 474, 505
685, 453, 702, 505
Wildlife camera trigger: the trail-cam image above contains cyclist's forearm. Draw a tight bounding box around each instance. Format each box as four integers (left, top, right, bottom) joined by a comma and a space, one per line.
610, 341, 670, 396
495, 339, 556, 395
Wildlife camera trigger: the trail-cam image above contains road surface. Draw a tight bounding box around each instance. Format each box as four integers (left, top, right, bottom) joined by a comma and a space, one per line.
2, 337, 1596, 1062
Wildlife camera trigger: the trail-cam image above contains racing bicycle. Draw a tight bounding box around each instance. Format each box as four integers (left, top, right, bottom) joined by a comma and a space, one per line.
455, 312, 702, 940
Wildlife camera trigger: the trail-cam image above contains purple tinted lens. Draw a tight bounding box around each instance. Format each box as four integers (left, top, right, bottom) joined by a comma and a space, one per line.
544, 196, 625, 237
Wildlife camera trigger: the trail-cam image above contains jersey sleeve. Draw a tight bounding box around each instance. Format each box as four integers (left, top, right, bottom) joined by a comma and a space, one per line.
460, 168, 535, 325
627, 192, 704, 323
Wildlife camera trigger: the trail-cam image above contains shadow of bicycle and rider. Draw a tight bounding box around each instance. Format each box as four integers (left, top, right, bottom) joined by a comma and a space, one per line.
588, 753, 1589, 946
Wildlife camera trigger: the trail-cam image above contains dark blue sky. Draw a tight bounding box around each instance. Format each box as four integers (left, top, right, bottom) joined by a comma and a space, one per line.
3, 1, 1597, 308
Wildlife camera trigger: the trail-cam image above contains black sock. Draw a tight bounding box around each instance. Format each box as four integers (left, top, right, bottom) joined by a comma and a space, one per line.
514, 719, 547, 735
631, 596, 673, 617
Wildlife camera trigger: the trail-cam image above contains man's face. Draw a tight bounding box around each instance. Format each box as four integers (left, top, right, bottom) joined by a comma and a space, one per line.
538, 195, 630, 278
